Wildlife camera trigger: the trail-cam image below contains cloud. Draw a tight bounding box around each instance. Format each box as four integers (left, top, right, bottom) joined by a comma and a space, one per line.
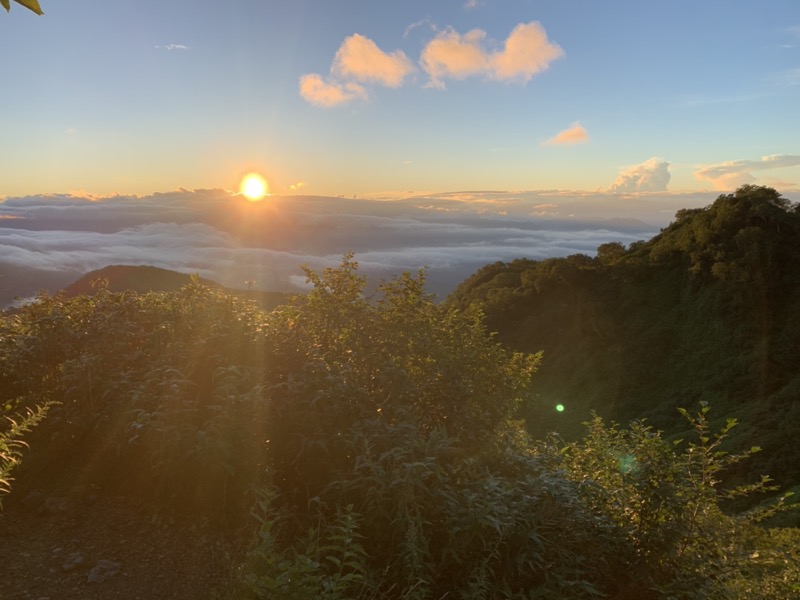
677, 92, 764, 107
403, 18, 435, 39
419, 29, 490, 88
694, 154, 800, 191
419, 29, 489, 88
420, 21, 563, 89
3, 188, 714, 306
300, 35, 412, 106
543, 122, 588, 146
608, 158, 671, 193
155, 44, 189, 51
299, 74, 367, 107
301, 22, 562, 105
464, 0, 485, 9
332, 34, 414, 87
491, 22, 564, 82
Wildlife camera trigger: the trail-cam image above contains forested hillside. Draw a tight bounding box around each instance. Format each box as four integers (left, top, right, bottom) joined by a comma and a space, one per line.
449, 185, 800, 495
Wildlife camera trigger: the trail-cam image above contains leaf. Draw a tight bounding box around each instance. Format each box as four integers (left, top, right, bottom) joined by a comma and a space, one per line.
1, 0, 10, 11
12, 0, 43, 14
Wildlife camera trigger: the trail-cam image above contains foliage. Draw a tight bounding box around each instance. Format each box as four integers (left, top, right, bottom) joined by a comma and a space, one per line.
1, 0, 42, 15
243, 489, 369, 600
3, 251, 800, 597
448, 186, 800, 498
0, 281, 273, 516
0, 402, 51, 507
542, 402, 800, 598
259, 256, 540, 508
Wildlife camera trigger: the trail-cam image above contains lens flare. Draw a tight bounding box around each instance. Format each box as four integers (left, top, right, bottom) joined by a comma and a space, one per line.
555, 404, 565, 412
240, 173, 268, 201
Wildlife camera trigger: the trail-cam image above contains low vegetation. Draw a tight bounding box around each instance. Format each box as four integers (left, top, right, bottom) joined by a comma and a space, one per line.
2, 187, 800, 597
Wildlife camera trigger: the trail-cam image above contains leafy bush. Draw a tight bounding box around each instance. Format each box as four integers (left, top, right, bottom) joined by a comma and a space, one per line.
541, 402, 800, 598
0, 282, 272, 515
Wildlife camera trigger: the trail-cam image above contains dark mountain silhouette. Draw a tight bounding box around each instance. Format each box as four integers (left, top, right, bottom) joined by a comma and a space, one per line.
60, 264, 291, 311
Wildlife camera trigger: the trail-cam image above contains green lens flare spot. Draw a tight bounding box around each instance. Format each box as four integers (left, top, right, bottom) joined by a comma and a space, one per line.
555, 404, 565, 412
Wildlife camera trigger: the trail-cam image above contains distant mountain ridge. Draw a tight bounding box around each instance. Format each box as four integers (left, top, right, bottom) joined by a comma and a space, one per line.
60, 265, 291, 311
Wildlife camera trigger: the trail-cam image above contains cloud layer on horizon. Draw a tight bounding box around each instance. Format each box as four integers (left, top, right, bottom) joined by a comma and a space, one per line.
694, 154, 800, 191
0, 187, 728, 306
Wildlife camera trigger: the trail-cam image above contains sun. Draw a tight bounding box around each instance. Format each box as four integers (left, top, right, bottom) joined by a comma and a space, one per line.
240, 173, 269, 201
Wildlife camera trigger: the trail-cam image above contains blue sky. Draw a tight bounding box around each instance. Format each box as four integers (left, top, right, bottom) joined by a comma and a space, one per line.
2, 0, 799, 198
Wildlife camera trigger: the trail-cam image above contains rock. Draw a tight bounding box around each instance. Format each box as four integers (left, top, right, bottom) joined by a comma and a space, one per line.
87, 559, 122, 583
62, 552, 86, 572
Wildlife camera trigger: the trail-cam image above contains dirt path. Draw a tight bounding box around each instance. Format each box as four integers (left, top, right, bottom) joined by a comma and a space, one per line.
0, 488, 249, 600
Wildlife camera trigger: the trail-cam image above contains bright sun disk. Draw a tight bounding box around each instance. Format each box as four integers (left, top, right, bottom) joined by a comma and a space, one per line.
240, 173, 268, 201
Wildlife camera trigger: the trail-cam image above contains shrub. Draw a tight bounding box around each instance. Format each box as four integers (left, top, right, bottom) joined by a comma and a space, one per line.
543, 402, 799, 598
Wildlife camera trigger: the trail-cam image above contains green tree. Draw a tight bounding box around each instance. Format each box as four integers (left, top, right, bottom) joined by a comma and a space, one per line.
596, 241, 626, 265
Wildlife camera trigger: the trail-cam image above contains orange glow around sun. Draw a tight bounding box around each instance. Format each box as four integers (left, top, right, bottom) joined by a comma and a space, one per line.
240, 173, 269, 201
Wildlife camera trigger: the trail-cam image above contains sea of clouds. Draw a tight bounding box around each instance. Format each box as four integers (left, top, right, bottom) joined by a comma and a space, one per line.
0, 188, 725, 306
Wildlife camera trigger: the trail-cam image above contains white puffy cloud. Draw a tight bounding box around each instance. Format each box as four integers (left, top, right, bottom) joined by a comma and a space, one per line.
694, 154, 800, 190
491, 22, 565, 82
332, 33, 414, 87
543, 121, 589, 146
420, 29, 490, 88
301, 21, 562, 105
299, 34, 412, 107
609, 158, 671, 193
420, 21, 563, 89
694, 162, 755, 190
298, 74, 367, 107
